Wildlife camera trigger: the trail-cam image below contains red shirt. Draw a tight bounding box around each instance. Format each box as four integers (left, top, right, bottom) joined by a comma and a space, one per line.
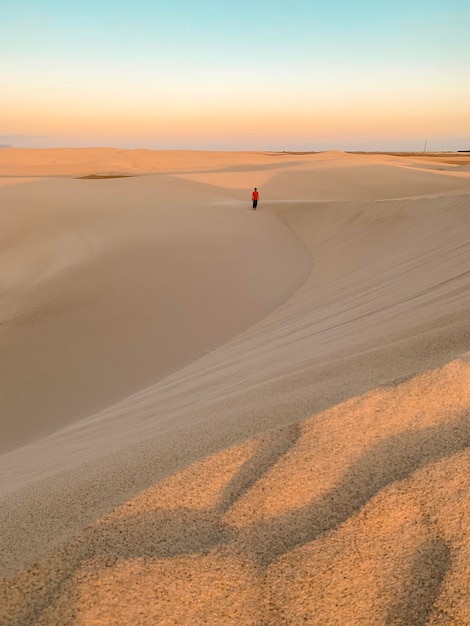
252, 190, 259, 200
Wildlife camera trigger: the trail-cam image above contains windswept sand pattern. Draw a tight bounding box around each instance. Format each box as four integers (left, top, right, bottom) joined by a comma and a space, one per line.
1, 360, 469, 625
1, 150, 470, 625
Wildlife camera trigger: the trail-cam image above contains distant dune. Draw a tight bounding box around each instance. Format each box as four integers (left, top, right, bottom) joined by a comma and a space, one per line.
1, 149, 469, 625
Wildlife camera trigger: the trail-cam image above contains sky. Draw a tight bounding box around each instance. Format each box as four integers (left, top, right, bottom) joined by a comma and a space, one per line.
1, 0, 469, 151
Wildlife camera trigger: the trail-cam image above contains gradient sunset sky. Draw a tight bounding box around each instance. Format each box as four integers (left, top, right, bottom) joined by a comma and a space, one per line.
2, 0, 469, 151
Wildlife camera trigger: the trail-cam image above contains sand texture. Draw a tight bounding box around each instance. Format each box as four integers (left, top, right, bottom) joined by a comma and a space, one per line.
1, 149, 469, 625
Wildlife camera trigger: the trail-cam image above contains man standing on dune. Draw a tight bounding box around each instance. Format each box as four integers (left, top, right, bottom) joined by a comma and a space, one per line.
252, 187, 259, 210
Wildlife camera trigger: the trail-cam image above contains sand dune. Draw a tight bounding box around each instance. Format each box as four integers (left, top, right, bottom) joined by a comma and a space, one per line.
0, 174, 310, 451
1, 149, 469, 624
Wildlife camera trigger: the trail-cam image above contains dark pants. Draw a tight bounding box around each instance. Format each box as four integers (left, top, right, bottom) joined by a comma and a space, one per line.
252, 200, 258, 209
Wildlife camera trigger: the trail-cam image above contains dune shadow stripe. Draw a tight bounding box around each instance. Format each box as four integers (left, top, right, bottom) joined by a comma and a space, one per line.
249, 411, 469, 567
2, 413, 468, 624
217, 423, 302, 514
0, 423, 301, 624
386, 538, 452, 626
77, 174, 133, 179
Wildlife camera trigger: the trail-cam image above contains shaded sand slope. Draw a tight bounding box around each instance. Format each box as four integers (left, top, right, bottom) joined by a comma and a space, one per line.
1, 150, 470, 624
1, 358, 469, 625
0, 175, 310, 451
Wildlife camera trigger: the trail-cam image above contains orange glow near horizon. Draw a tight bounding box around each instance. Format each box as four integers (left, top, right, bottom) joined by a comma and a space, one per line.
3, 68, 469, 150
3, 100, 469, 147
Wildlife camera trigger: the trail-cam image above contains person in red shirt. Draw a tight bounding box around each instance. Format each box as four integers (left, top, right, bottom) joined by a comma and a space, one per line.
252, 187, 259, 210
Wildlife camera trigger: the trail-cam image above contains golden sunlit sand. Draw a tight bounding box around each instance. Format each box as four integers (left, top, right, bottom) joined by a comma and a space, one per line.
1, 149, 469, 625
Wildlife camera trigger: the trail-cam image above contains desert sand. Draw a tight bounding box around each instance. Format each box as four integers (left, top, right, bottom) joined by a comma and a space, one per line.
0, 148, 469, 625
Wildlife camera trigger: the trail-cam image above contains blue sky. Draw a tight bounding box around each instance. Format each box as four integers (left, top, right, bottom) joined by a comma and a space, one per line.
1, 0, 469, 149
